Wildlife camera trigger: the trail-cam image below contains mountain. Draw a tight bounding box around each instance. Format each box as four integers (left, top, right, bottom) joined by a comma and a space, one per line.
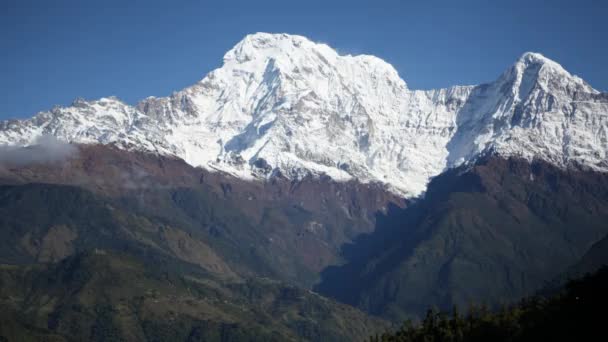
0, 250, 388, 342
0, 143, 403, 287
1, 32, 608, 340
3, 147, 607, 339
0, 164, 391, 341
1, 33, 606, 197
315, 157, 608, 320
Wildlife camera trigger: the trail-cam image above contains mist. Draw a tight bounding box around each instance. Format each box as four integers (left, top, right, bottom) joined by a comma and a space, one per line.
0, 135, 78, 166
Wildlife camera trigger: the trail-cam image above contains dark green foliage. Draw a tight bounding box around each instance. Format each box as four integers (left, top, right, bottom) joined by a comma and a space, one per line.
0, 250, 387, 341
370, 266, 608, 341
91, 305, 123, 342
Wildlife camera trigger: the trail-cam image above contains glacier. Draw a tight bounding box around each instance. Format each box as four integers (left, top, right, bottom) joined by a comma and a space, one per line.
1, 33, 607, 197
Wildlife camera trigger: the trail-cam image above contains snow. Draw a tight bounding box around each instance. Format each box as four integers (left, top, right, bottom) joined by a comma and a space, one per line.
1, 33, 607, 198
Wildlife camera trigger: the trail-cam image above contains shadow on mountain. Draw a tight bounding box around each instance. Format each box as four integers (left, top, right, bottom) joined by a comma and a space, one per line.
315, 156, 608, 320
314, 162, 485, 313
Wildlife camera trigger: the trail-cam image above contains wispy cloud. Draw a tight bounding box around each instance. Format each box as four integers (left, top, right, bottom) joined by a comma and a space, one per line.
0, 135, 78, 166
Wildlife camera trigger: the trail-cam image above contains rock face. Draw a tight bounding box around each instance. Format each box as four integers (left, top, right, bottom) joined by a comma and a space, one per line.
1, 33, 607, 197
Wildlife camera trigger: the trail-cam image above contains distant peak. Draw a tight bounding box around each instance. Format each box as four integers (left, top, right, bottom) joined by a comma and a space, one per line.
95, 96, 127, 106
498, 51, 596, 98
235, 32, 313, 51
518, 52, 553, 64
243, 32, 310, 44
67, 96, 128, 110
71, 97, 88, 106
511, 52, 591, 84
223, 32, 326, 64
220, 32, 405, 87
514, 52, 567, 73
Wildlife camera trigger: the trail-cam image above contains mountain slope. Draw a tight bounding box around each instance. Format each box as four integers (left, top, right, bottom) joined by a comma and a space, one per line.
369, 266, 608, 342
0, 251, 388, 342
315, 157, 608, 320
0, 181, 390, 341
0, 143, 403, 287
1, 33, 606, 197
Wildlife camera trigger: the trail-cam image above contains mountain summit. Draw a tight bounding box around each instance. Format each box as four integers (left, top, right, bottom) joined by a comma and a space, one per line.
1, 33, 606, 197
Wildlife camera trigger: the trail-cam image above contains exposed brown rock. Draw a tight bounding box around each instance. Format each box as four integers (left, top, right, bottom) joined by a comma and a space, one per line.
161, 226, 237, 279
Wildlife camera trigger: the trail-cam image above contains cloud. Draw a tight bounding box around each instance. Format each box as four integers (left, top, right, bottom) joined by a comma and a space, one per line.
0, 135, 78, 166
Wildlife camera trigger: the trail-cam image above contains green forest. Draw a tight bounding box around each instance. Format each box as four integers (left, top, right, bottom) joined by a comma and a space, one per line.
369, 267, 608, 341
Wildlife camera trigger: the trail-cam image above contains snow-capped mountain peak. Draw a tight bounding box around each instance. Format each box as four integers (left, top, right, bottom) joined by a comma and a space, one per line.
504, 52, 597, 101
446, 51, 607, 170
1, 34, 606, 197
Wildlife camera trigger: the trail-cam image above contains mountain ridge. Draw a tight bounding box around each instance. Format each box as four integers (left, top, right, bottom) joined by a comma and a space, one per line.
1, 33, 606, 197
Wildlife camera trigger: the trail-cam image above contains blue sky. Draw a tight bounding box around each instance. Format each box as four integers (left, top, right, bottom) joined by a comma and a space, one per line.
1, 0, 607, 119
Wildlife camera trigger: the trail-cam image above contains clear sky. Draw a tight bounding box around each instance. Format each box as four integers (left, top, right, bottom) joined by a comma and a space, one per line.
1, 0, 607, 119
